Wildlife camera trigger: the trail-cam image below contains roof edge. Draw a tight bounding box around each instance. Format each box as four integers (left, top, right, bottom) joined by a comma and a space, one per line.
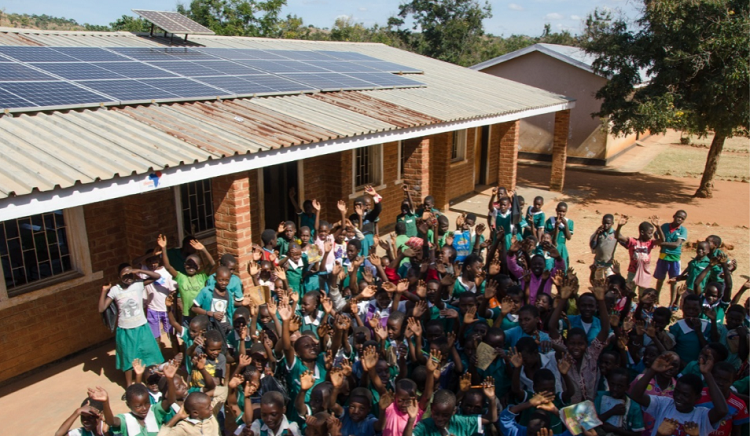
470, 43, 598, 76
0, 100, 575, 221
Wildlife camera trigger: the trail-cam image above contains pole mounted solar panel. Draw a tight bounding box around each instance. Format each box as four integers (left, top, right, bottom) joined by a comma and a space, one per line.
132, 10, 215, 37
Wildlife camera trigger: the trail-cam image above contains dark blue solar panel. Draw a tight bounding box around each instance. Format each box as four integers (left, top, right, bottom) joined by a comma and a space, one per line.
156, 49, 218, 60
316, 50, 381, 61
236, 60, 328, 74
51, 47, 130, 62
345, 72, 425, 88
193, 76, 275, 95
31, 63, 126, 80
108, 47, 180, 61
0, 81, 111, 107
190, 61, 264, 76
271, 50, 339, 61
0, 64, 58, 81
353, 60, 422, 74
138, 78, 225, 98
281, 73, 377, 91
198, 48, 289, 60
149, 61, 224, 77
0, 88, 36, 109
92, 62, 179, 79
243, 75, 315, 93
0, 46, 78, 62
76, 79, 178, 101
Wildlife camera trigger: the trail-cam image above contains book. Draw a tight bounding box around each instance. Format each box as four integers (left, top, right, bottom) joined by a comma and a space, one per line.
559, 400, 602, 435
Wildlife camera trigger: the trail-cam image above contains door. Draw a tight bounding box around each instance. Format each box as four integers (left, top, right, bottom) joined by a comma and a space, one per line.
474, 126, 489, 186
263, 161, 298, 229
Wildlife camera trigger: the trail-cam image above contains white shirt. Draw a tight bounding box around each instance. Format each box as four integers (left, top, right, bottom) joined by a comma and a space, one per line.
519, 351, 564, 394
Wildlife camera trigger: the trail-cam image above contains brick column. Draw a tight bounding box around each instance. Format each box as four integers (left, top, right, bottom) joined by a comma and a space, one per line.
429, 132, 451, 210
496, 120, 520, 192
402, 137, 430, 202
212, 172, 254, 288
550, 110, 571, 192
123, 189, 178, 262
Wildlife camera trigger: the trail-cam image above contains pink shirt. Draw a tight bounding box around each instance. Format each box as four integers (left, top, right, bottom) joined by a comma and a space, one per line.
382, 402, 424, 436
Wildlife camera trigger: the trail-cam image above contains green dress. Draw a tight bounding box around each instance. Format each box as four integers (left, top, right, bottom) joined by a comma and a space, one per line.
544, 217, 574, 268
112, 404, 169, 436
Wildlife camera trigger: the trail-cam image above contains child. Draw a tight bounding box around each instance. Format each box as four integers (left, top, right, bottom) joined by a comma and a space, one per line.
87, 359, 178, 436
544, 202, 574, 268
331, 386, 379, 436
590, 214, 617, 281
189, 330, 227, 391
567, 291, 608, 345
506, 243, 565, 305
695, 361, 749, 436
397, 184, 419, 238
653, 210, 688, 309
499, 392, 577, 436
404, 385, 497, 436
205, 254, 244, 306
492, 195, 514, 250
55, 398, 108, 436
239, 391, 302, 436
159, 235, 215, 326
277, 220, 298, 257
98, 264, 164, 388
669, 241, 710, 296
158, 392, 220, 436
614, 217, 660, 291
279, 300, 327, 404
629, 351, 681, 435
629, 352, 727, 435
381, 377, 434, 436
290, 187, 316, 238
192, 266, 237, 334
505, 305, 551, 348
525, 196, 545, 242
669, 294, 717, 364
134, 249, 178, 349
595, 367, 645, 436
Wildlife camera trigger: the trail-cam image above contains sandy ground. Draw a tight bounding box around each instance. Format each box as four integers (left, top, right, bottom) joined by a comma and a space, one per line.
1, 139, 748, 435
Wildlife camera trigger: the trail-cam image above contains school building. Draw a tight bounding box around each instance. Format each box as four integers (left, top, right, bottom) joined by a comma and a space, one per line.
0, 27, 574, 383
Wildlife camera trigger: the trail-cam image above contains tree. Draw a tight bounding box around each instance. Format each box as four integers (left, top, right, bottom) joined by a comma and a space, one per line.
582, 1, 749, 197
109, 15, 150, 32
176, 0, 286, 37
389, 0, 492, 66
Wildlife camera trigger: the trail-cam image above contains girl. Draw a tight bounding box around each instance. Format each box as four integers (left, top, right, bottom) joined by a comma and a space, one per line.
525, 196, 545, 241
98, 264, 164, 388
544, 202, 574, 269
55, 398, 108, 436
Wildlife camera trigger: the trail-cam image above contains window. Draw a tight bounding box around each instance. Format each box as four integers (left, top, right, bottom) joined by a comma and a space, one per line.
179, 179, 215, 237
353, 145, 382, 190
451, 129, 467, 162
0, 210, 73, 295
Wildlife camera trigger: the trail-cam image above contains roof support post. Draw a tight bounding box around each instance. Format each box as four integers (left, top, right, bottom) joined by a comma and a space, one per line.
550, 109, 571, 192
496, 120, 520, 193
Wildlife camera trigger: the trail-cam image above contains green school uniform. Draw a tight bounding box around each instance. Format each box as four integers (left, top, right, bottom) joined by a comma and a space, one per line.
685, 256, 711, 292
285, 354, 328, 403
524, 207, 545, 238
299, 212, 316, 237
413, 414, 482, 436
175, 272, 209, 317
494, 211, 513, 249
397, 212, 419, 238
277, 237, 291, 257
428, 302, 459, 333
111, 404, 169, 436
452, 277, 485, 298
658, 223, 687, 262
477, 357, 510, 399
286, 257, 308, 298
544, 217, 574, 266
707, 249, 726, 283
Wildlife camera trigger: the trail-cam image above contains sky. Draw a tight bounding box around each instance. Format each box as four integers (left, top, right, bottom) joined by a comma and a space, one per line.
0, 0, 642, 36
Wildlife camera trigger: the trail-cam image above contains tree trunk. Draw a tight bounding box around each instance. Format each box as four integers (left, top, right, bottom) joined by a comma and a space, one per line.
694, 133, 726, 198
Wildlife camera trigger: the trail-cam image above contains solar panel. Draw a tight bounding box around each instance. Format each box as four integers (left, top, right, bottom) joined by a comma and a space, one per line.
108, 48, 180, 61
194, 76, 275, 95
148, 61, 224, 77
138, 78, 225, 98
132, 10, 215, 35
236, 60, 329, 74
0, 46, 78, 62
316, 51, 382, 61
197, 48, 291, 61
345, 72, 426, 88
243, 75, 316, 93
0, 88, 36, 109
302, 61, 382, 73
353, 61, 422, 74
270, 50, 339, 61
0, 81, 111, 108
0, 64, 58, 81
31, 63, 126, 81
76, 79, 178, 101
280, 73, 379, 91
92, 62, 179, 79
191, 61, 264, 76
50, 47, 130, 62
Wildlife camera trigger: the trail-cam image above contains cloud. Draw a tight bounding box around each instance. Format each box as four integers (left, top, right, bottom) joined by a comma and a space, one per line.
543, 12, 565, 20
358, 7, 367, 12
570, 15, 581, 20
508, 3, 524, 11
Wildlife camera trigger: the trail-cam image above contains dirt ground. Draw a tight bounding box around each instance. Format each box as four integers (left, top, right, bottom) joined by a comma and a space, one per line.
0, 139, 748, 435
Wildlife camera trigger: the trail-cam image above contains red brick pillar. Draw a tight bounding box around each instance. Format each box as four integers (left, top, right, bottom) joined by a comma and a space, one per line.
550, 110, 571, 192
123, 189, 178, 262
496, 121, 520, 192
429, 132, 450, 210
402, 137, 430, 202
212, 172, 254, 288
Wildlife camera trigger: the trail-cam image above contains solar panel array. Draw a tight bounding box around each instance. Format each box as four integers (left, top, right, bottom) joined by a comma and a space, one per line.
0, 46, 425, 112
132, 10, 215, 35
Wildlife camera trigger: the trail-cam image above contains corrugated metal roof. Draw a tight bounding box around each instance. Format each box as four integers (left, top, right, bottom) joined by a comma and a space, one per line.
0, 28, 573, 201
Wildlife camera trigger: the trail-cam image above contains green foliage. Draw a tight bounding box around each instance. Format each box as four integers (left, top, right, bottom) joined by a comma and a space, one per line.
176, 0, 287, 37
581, 1, 749, 138
109, 15, 150, 32
389, 0, 492, 66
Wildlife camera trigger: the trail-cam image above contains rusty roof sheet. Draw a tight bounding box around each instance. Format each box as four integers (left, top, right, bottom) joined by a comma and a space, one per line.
0, 28, 572, 201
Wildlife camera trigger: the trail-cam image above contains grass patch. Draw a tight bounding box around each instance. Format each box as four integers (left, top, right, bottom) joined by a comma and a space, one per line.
643, 144, 750, 180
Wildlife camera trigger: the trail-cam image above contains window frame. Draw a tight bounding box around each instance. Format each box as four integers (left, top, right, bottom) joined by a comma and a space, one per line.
174, 179, 216, 241
0, 206, 98, 304
451, 129, 467, 163
351, 144, 384, 194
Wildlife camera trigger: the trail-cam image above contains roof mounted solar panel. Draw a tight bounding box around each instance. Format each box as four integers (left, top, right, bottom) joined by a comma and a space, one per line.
132, 10, 215, 35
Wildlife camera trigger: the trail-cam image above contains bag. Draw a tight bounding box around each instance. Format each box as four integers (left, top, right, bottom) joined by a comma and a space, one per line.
452, 230, 472, 262
101, 301, 117, 332
261, 374, 290, 404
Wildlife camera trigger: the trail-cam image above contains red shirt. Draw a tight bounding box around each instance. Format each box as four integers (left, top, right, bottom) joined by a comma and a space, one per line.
696, 387, 749, 436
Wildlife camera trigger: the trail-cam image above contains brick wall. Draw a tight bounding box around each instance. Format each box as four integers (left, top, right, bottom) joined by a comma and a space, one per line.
550, 110, 571, 192
0, 188, 182, 383
212, 172, 256, 288
487, 126, 500, 186
402, 137, 431, 202
496, 121, 520, 192
430, 131, 476, 210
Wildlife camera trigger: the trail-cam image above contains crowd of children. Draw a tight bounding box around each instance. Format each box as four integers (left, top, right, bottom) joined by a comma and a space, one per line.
55, 183, 749, 436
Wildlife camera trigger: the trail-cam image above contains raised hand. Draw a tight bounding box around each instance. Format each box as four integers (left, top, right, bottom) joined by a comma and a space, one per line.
656, 418, 678, 436
289, 315, 302, 332
591, 284, 606, 301
244, 380, 260, 397
446, 331, 456, 349
132, 358, 145, 376
87, 386, 109, 402
229, 373, 245, 390
557, 353, 571, 375
336, 200, 347, 213
328, 416, 343, 436
278, 300, 293, 321
459, 372, 472, 392
651, 354, 673, 373
373, 324, 388, 341
382, 282, 397, 295
341, 359, 353, 377
163, 359, 179, 379
406, 397, 419, 419
300, 370, 315, 390
318, 322, 332, 341
464, 306, 477, 324
481, 376, 495, 398
157, 234, 167, 249
509, 347, 523, 368
426, 349, 442, 372
368, 313, 381, 329
361, 285, 378, 299
361, 346, 379, 372
407, 317, 423, 337
330, 368, 345, 388
189, 239, 205, 252
704, 307, 717, 322
699, 352, 715, 374
529, 391, 555, 407
321, 295, 334, 314
312, 199, 321, 212
501, 296, 514, 316
368, 253, 381, 267
379, 390, 394, 410
618, 215, 629, 226
193, 354, 207, 371
683, 422, 700, 436
397, 279, 410, 293
238, 354, 253, 368
415, 280, 427, 298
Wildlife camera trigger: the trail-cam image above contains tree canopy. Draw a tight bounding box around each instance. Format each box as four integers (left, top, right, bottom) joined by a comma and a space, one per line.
176, 0, 287, 37
582, 0, 749, 197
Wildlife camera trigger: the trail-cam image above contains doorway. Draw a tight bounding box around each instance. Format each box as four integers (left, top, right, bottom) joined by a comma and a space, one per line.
263, 161, 299, 229
474, 125, 490, 186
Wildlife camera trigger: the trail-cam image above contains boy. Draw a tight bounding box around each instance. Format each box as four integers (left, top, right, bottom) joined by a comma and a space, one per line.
158, 392, 219, 436
629, 352, 727, 436
669, 294, 718, 364
192, 266, 237, 334
159, 235, 215, 326
595, 367, 645, 436
653, 210, 688, 310
614, 216, 660, 291
670, 241, 711, 297
397, 184, 419, 238
277, 220, 298, 258
696, 361, 749, 436
289, 187, 316, 238
404, 386, 497, 436
590, 214, 617, 281
238, 391, 301, 436
525, 196, 545, 242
